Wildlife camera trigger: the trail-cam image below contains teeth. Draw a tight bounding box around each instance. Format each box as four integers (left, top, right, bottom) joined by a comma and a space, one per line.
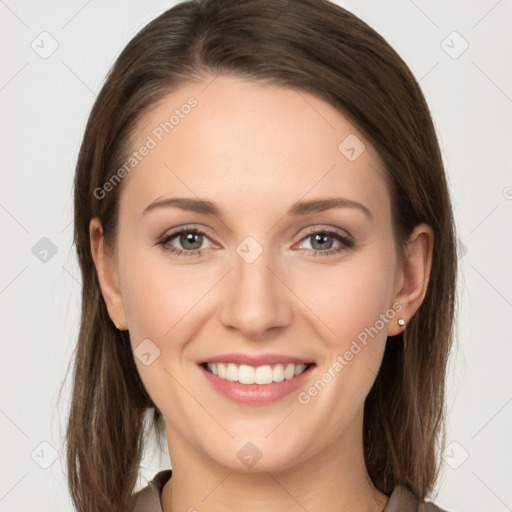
205, 362, 308, 384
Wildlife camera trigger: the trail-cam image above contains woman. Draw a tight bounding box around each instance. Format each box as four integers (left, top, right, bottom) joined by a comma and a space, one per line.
65, 0, 457, 511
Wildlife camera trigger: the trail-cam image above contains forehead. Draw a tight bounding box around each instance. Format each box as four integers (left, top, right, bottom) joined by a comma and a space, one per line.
120, 74, 389, 224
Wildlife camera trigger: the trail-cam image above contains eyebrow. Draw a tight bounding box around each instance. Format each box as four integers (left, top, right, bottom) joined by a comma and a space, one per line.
142, 196, 373, 219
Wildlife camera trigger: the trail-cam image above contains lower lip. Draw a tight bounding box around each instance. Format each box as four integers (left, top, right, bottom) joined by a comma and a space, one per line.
199, 363, 316, 405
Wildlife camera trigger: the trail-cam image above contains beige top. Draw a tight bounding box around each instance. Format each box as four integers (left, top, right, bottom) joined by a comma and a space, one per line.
130, 470, 450, 512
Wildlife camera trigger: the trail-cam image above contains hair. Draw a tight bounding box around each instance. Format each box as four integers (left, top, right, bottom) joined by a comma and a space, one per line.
63, 0, 458, 510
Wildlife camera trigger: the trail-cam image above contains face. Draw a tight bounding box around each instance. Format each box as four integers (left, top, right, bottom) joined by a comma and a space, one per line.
95, 74, 412, 473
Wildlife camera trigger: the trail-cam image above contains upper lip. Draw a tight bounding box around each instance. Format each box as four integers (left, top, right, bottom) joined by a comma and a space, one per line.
199, 353, 314, 367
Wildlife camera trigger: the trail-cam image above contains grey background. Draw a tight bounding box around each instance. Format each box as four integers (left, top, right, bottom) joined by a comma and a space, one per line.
0, 0, 511, 510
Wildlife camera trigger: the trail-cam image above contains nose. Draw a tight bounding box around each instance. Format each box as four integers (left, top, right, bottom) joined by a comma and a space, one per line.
218, 242, 293, 339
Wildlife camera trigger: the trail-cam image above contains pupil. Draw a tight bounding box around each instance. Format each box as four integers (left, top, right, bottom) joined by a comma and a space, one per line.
178, 232, 334, 252
312, 233, 332, 250
182, 232, 202, 250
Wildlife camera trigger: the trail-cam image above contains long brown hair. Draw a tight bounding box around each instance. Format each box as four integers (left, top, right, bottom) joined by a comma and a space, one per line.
62, 0, 457, 510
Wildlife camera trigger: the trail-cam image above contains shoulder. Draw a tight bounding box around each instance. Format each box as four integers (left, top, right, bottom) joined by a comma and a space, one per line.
130, 473, 452, 512
386, 485, 452, 512
130, 469, 172, 512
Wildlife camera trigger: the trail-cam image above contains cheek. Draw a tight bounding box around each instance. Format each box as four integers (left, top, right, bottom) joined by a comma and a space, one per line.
294, 259, 395, 418
121, 232, 397, 349
299, 246, 397, 408
118, 249, 206, 407
304, 254, 396, 347
120, 243, 207, 342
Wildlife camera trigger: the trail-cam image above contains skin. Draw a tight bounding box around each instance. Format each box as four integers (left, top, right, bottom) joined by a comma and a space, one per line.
90, 74, 433, 512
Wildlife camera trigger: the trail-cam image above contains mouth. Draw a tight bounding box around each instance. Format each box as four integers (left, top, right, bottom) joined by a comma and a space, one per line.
200, 361, 316, 385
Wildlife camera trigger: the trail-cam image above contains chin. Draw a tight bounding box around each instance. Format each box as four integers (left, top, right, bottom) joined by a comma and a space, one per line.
206, 438, 308, 474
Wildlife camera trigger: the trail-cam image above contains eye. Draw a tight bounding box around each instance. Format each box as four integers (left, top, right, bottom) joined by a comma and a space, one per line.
296, 226, 354, 257
157, 225, 213, 258
157, 225, 355, 258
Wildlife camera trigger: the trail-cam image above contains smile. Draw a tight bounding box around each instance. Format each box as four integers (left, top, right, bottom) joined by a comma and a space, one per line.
203, 362, 312, 385
199, 361, 317, 405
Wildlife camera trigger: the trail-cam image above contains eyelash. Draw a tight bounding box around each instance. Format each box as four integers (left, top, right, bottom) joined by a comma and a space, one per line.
157, 224, 355, 259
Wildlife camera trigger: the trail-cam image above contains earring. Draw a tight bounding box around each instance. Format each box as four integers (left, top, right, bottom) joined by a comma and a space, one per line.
398, 318, 407, 349
113, 319, 124, 331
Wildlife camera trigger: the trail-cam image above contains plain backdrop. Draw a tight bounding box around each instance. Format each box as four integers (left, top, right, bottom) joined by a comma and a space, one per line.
0, 1, 511, 511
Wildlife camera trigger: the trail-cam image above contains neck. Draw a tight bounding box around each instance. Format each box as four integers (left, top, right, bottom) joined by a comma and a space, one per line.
161, 417, 389, 512
161, 411, 389, 512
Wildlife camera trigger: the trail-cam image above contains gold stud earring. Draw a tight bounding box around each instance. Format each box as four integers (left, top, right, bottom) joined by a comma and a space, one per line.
113, 319, 124, 330
397, 318, 406, 328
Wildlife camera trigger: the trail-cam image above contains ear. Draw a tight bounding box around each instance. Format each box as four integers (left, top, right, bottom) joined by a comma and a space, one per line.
89, 217, 128, 330
388, 223, 434, 336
